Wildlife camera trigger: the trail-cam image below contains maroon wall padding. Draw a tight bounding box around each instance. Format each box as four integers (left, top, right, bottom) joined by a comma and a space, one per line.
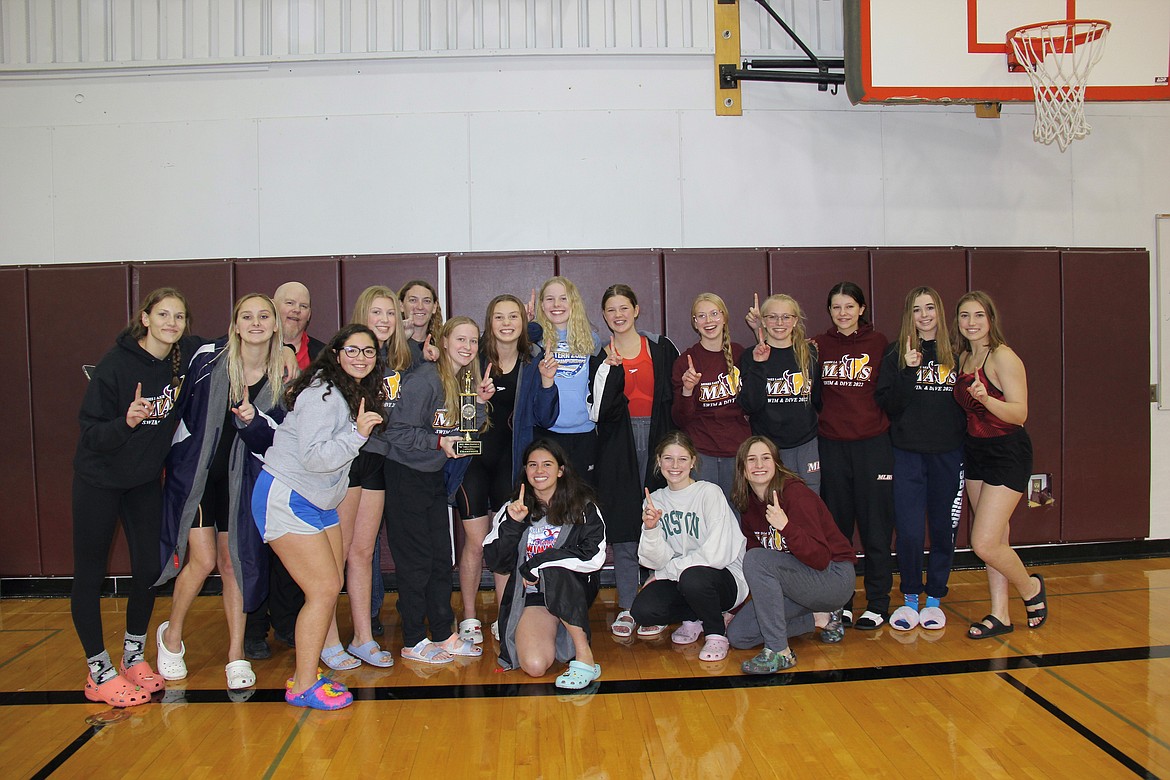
967, 249, 1062, 545
235, 257, 341, 344
1061, 250, 1150, 541
870, 248, 971, 548
447, 252, 557, 331
768, 249, 871, 336
340, 254, 440, 322
0, 269, 40, 576
557, 250, 665, 337
663, 249, 769, 355
30, 264, 133, 575
869, 248, 969, 338
134, 260, 235, 341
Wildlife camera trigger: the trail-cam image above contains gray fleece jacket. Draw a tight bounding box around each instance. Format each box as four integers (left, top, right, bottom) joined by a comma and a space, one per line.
262, 376, 366, 509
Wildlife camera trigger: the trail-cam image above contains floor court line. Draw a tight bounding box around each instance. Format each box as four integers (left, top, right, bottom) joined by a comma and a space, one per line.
4, 644, 1167, 707
998, 672, 1159, 779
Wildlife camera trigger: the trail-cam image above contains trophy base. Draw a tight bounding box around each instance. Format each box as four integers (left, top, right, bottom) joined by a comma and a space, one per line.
454, 440, 482, 457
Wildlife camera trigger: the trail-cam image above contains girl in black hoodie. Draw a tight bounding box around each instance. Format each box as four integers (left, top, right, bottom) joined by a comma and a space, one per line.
72, 288, 199, 707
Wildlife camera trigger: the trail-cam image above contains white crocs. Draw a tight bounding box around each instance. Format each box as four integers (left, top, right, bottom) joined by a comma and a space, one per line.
156, 621, 188, 681
459, 618, 484, 645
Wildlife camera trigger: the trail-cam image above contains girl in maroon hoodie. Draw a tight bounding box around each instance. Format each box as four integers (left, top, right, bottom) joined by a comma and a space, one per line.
671, 293, 752, 499
815, 282, 893, 630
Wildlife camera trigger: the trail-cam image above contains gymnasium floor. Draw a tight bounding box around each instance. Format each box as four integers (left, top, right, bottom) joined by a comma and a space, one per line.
2, 558, 1168, 779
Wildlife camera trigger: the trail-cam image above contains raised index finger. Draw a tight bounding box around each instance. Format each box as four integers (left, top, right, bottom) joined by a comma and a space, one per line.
518, 483, 525, 502
483, 362, 493, 379
754, 293, 759, 312
757, 325, 765, 345
610, 336, 618, 358
134, 382, 143, 400
358, 397, 366, 414
687, 355, 695, 373
644, 487, 656, 511
772, 490, 780, 507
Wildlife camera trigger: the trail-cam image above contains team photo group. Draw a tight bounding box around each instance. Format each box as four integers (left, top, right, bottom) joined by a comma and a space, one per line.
71, 274, 1050, 711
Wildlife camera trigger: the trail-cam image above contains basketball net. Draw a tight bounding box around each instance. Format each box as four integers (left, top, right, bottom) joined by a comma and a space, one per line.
1007, 19, 1110, 151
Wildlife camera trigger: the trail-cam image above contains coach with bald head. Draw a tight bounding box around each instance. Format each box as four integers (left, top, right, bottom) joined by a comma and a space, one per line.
275, 281, 325, 371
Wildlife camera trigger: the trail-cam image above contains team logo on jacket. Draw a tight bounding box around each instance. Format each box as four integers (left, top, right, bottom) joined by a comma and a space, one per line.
766, 370, 809, 399
139, 383, 180, 426
822, 354, 872, 382
915, 361, 956, 388
698, 366, 741, 406
432, 408, 457, 433
382, 371, 402, 401
552, 342, 588, 378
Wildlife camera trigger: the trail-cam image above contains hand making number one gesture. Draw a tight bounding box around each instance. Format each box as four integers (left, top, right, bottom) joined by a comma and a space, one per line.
231, 386, 256, 426
477, 362, 496, 403
125, 382, 150, 428
355, 397, 383, 438
745, 292, 762, 330
422, 334, 439, 362
904, 335, 922, 368
507, 483, 530, 522
680, 354, 702, 395
605, 336, 623, 367
753, 319, 770, 363
642, 488, 663, 529
765, 489, 789, 531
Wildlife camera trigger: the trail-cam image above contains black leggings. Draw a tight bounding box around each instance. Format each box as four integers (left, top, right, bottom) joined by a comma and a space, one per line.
630, 566, 738, 637
70, 474, 163, 657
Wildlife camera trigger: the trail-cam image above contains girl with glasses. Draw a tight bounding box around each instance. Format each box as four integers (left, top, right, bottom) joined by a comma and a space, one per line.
671, 293, 751, 499
739, 293, 823, 495
251, 325, 386, 710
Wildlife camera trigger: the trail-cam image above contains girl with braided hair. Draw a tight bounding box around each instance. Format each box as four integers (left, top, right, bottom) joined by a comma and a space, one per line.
71, 287, 200, 707
671, 293, 752, 500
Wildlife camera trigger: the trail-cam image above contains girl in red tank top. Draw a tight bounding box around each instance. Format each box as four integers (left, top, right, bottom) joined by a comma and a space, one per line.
953, 292, 1048, 641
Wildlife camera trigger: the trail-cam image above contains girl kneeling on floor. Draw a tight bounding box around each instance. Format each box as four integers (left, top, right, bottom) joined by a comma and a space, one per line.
252, 324, 387, 710
483, 439, 607, 690
631, 431, 748, 662
726, 436, 856, 674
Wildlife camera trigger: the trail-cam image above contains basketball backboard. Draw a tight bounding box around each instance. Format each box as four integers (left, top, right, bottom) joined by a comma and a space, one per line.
844, 0, 1170, 104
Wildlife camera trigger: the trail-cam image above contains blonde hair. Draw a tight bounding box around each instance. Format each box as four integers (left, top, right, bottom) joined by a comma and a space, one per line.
761, 293, 813, 399
226, 293, 284, 409
898, 286, 955, 371
351, 286, 412, 372
690, 292, 735, 377
536, 276, 595, 355
437, 316, 486, 432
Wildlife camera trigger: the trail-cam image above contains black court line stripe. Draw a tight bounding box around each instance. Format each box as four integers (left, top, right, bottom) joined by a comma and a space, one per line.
28, 726, 103, 780
5, 643, 1168, 707
998, 673, 1161, 779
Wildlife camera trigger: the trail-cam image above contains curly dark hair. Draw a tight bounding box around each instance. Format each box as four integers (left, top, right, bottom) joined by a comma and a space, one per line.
509, 438, 597, 526
285, 324, 385, 427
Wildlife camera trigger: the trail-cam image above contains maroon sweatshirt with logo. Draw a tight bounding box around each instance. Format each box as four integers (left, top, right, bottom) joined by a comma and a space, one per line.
815, 322, 889, 442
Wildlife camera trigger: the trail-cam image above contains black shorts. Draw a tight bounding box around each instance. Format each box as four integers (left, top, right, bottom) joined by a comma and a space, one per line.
348, 450, 386, 491
524, 591, 546, 608
195, 472, 230, 533
964, 428, 1033, 494
455, 445, 515, 519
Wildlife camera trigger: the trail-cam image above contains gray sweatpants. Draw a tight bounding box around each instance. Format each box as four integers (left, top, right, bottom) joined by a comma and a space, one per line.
727, 548, 855, 651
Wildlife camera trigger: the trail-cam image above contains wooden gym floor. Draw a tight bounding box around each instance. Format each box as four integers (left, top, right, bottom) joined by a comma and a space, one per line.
2, 557, 1169, 779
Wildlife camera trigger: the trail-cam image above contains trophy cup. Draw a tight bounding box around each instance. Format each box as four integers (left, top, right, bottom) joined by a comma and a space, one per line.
454, 371, 482, 456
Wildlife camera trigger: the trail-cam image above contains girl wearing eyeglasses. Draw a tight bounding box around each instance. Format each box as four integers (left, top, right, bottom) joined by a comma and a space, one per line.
738, 293, 823, 496
671, 293, 751, 499
251, 325, 386, 710
382, 316, 495, 664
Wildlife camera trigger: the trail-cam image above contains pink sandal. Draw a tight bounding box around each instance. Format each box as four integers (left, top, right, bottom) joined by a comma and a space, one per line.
671, 620, 703, 645
699, 635, 730, 661
120, 659, 165, 693
84, 673, 152, 708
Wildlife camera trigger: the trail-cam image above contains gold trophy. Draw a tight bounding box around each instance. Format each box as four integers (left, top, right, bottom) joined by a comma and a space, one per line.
454, 370, 482, 456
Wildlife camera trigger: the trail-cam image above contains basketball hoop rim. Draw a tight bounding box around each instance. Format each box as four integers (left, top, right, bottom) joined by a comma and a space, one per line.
1006, 19, 1111, 69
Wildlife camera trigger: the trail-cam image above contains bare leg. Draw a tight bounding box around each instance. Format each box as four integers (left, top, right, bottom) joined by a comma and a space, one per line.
271, 525, 344, 695
514, 605, 559, 677
216, 532, 246, 663
561, 621, 594, 667
323, 486, 362, 651
162, 526, 217, 653
346, 489, 385, 647
459, 515, 490, 621
968, 481, 1040, 627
